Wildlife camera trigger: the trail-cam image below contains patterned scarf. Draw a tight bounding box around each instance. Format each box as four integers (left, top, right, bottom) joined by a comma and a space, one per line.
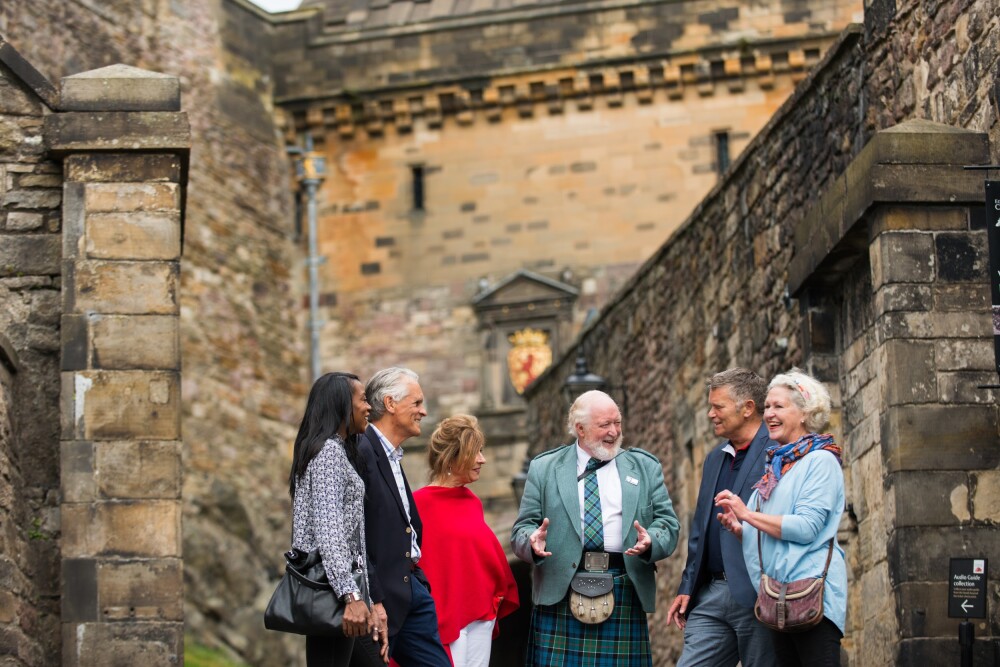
752, 433, 841, 501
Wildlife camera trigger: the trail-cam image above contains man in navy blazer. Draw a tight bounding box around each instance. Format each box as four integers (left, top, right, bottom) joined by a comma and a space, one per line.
355, 367, 450, 666
667, 368, 776, 666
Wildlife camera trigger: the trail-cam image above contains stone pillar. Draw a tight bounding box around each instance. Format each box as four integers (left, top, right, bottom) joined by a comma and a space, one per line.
44, 65, 189, 666
790, 119, 998, 664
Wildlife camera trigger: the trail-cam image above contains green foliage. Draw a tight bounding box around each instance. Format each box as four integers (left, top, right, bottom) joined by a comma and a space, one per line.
184, 638, 248, 667
27, 516, 48, 541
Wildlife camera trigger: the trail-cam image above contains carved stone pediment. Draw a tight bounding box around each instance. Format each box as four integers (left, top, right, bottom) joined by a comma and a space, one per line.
473, 269, 577, 325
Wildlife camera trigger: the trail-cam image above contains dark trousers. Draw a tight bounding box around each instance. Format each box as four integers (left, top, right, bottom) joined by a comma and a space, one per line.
306, 634, 355, 667
388, 574, 451, 667
770, 616, 842, 667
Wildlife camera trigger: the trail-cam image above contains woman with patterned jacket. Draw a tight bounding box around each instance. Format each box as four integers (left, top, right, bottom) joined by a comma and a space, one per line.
289, 372, 389, 666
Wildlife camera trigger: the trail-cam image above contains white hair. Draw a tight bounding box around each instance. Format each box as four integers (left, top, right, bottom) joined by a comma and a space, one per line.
565, 390, 618, 436
366, 367, 419, 422
768, 368, 831, 432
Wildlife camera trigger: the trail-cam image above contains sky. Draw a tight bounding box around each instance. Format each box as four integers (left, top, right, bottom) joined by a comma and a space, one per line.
247, 0, 303, 12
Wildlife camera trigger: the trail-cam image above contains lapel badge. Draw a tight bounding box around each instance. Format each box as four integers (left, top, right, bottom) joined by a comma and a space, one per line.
626, 476, 639, 486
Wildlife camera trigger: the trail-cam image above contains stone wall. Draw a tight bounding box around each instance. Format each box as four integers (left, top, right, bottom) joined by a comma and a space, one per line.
523, 0, 1000, 662
0, 42, 63, 667
1, 1, 310, 663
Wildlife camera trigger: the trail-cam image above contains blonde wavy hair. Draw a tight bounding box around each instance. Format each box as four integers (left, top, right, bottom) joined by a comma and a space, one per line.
427, 414, 484, 481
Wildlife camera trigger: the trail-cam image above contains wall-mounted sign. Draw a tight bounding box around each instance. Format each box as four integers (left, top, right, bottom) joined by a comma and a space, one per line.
948, 558, 988, 619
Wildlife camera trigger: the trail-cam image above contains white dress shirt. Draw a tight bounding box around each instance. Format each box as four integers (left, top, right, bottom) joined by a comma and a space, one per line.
575, 444, 624, 553
371, 424, 421, 563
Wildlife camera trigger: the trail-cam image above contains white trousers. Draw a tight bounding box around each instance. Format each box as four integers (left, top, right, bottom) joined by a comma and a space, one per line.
448, 618, 497, 667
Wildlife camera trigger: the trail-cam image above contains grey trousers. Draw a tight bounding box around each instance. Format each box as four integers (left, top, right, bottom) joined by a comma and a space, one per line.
676, 579, 776, 667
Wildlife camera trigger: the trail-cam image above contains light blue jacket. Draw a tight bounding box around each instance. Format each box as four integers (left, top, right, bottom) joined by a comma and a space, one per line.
511, 443, 680, 612
742, 449, 847, 633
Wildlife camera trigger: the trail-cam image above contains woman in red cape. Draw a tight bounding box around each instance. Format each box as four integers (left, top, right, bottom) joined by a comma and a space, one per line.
412, 415, 519, 667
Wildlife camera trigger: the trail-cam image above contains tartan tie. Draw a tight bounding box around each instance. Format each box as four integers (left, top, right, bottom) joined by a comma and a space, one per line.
581, 457, 605, 551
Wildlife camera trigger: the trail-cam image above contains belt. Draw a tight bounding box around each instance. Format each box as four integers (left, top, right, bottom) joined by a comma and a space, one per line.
710, 571, 727, 581
581, 551, 625, 572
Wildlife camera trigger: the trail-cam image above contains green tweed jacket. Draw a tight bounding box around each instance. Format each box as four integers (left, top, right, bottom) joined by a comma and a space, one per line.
511, 443, 680, 612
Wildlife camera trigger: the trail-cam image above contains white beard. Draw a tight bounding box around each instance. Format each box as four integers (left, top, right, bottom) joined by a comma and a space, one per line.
583, 435, 622, 461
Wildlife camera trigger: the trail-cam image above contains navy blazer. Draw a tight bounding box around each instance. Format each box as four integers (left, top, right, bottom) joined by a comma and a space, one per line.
356, 424, 424, 637
676, 423, 770, 609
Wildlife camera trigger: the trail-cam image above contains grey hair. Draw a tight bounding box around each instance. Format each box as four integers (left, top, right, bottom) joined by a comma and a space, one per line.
768, 368, 831, 432
707, 368, 767, 415
366, 367, 420, 422
565, 390, 618, 436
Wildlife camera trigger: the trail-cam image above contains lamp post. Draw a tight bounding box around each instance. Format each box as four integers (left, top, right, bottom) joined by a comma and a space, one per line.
561, 351, 628, 416
293, 135, 327, 382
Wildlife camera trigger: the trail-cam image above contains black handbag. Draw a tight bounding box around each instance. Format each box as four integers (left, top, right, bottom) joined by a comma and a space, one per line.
263, 547, 368, 636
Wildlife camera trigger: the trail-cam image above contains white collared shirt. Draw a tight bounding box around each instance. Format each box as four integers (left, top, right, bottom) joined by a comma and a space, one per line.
370, 424, 421, 563
575, 444, 624, 553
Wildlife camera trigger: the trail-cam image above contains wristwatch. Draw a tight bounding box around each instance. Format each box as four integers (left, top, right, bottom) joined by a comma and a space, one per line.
341, 591, 363, 603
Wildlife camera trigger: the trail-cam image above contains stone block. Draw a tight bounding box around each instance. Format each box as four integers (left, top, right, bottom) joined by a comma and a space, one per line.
935, 232, 987, 282
937, 371, 998, 403
85, 212, 181, 261
868, 205, 969, 236
95, 441, 182, 499
870, 231, 934, 290
60, 65, 181, 112
881, 405, 1000, 472
61, 558, 98, 622
61, 500, 181, 558
65, 154, 182, 183
0, 188, 61, 208
898, 637, 998, 665
890, 471, 970, 526
972, 470, 1000, 522
44, 112, 190, 154
0, 234, 61, 276
877, 311, 990, 341
897, 581, 961, 638
68, 261, 178, 316
61, 440, 95, 503
884, 339, 936, 405
873, 284, 932, 314
62, 182, 85, 260
61, 313, 88, 371
61, 370, 180, 441
932, 284, 988, 311
90, 315, 179, 370
890, 525, 1000, 582
935, 339, 994, 371
84, 183, 179, 213
5, 211, 43, 230
97, 559, 183, 621
62, 621, 183, 667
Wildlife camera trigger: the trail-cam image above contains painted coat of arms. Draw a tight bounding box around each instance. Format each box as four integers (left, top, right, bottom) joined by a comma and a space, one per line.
507, 328, 552, 394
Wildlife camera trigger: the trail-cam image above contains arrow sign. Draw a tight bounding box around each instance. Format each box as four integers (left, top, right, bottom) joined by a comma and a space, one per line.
949, 558, 988, 619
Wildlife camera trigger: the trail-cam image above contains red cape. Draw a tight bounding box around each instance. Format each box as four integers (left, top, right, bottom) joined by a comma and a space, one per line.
412, 485, 519, 649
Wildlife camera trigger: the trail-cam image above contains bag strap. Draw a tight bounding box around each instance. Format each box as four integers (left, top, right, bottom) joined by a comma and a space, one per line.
756, 497, 836, 578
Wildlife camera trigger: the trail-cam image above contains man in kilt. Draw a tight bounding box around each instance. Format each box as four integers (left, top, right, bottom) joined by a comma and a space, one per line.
512, 390, 680, 666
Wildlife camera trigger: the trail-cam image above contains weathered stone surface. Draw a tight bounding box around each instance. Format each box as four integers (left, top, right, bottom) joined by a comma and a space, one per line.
60, 65, 181, 112
869, 205, 969, 236
972, 470, 1000, 522
62, 621, 183, 667
881, 405, 1000, 472
61, 371, 180, 441
84, 182, 179, 212
90, 315, 179, 370
61, 500, 181, 558
97, 559, 183, 621
884, 339, 936, 405
5, 211, 43, 230
95, 441, 182, 499
890, 471, 971, 527
0, 234, 60, 276
85, 212, 181, 261
870, 231, 935, 289
68, 261, 178, 316
60, 440, 95, 503
889, 526, 1000, 583
66, 154, 182, 183
44, 111, 190, 154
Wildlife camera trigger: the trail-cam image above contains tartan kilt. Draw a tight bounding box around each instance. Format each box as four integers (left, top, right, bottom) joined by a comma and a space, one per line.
526, 569, 652, 667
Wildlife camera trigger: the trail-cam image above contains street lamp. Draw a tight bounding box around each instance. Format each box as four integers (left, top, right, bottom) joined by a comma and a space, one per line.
561, 351, 628, 416
292, 134, 327, 382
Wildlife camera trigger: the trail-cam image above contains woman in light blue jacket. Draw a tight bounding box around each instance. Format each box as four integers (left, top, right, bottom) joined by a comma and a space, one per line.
716, 369, 846, 667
